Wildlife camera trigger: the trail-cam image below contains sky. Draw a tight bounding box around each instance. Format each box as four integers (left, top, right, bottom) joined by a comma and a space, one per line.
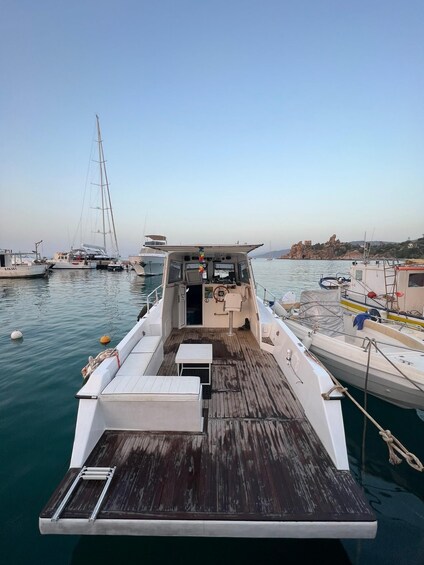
1, 0, 423, 259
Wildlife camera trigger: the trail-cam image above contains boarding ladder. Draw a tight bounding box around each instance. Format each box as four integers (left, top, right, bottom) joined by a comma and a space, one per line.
51, 466, 116, 522
383, 259, 401, 311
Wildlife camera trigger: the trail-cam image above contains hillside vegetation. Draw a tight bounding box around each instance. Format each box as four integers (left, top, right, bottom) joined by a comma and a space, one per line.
282, 235, 424, 260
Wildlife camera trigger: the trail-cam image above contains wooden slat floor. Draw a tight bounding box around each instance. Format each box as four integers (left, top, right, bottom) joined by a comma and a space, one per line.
41, 328, 374, 523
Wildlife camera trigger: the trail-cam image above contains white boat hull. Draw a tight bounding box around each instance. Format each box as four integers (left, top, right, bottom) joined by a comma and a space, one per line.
51, 260, 97, 270
284, 318, 424, 410
130, 255, 164, 276
0, 264, 48, 278
39, 244, 376, 539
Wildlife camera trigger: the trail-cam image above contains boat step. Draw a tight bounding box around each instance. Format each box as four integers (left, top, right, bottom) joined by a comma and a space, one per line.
51, 466, 116, 522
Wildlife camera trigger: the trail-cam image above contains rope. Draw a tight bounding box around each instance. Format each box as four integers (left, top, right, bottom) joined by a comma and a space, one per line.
323, 373, 424, 472
363, 338, 424, 394
284, 306, 424, 470
81, 348, 120, 379
316, 354, 424, 472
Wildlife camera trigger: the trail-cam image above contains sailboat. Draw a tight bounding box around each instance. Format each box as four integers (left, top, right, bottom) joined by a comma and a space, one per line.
51, 116, 123, 271
92, 115, 123, 271
267, 241, 273, 260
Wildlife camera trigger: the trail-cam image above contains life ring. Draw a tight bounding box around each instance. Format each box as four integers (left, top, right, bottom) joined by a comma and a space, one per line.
213, 285, 228, 302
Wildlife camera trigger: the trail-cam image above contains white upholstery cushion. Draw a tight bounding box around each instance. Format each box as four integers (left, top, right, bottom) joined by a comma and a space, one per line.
101, 374, 201, 401
115, 353, 151, 377
132, 335, 162, 353
224, 293, 242, 311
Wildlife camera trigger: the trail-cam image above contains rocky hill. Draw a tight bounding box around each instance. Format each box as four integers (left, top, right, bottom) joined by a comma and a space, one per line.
280, 235, 424, 260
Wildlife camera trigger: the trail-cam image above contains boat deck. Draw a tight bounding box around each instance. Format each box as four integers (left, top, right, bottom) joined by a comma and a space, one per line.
40, 328, 375, 537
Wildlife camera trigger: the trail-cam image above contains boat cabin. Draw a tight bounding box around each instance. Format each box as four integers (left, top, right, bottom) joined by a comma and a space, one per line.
144, 234, 167, 247
154, 244, 258, 334
348, 260, 424, 316
0, 249, 13, 268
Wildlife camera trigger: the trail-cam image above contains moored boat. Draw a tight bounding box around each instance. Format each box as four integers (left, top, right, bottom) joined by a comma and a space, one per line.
49, 249, 97, 270
0, 248, 49, 279
129, 234, 167, 276
50, 115, 123, 270
40, 242, 376, 539
319, 274, 351, 290
322, 259, 424, 328
107, 259, 124, 272
283, 290, 424, 410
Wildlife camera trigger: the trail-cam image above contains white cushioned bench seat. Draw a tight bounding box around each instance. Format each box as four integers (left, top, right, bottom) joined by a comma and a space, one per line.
132, 335, 162, 354
115, 353, 151, 377
102, 374, 200, 400
115, 336, 163, 378
100, 375, 203, 432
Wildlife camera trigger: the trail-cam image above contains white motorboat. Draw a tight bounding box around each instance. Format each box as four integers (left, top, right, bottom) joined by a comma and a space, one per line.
0, 248, 49, 279
107, 259, 124, 272
319, 274, 351, 290
283, 290, 424, 410
322, 258, 424, 328
40, 243, 376, 539
129, 234, 167, 276
49, 249, 97, 270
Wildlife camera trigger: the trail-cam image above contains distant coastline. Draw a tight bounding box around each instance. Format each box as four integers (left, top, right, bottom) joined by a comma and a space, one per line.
278, 234, 424, 261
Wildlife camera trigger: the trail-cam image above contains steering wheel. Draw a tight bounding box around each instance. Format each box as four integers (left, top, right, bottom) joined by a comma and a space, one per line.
213, 285, 228, 302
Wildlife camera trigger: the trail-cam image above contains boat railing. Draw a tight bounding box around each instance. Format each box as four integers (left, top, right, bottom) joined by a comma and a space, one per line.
147, 284, 163, 310
362, 338, 424, 396
137, 284, 163, 321
255, 282, 278, 307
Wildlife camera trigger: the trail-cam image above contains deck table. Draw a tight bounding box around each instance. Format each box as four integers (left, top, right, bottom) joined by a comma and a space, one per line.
175, 343, 213, 390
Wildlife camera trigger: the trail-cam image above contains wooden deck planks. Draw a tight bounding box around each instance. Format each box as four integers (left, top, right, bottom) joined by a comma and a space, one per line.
41, 328, 374, 524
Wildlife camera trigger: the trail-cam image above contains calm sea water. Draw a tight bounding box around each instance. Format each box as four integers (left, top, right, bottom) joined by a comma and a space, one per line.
1, 260, 423, 565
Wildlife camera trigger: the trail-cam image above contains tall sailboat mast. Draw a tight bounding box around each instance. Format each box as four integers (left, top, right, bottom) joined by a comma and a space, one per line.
95, 114, 120, 259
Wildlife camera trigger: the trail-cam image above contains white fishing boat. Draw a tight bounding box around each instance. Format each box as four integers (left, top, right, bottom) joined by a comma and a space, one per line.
49, 249, 97, 270
0, 247, 49, 279
40, 243, 376, 539
129, 235, 167, 276
282, 290, 424, 410
322, 258, 424, 328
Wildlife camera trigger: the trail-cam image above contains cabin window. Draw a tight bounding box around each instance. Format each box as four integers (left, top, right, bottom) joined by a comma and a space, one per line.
355, 270, 363, 281
168, 260, 183, 283
213, 262, 236, 283
239, 260, 250, 283
186, 262, 206, 282
408, 273, 424, 288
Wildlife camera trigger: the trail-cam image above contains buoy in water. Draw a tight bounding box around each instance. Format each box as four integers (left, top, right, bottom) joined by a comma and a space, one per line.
11, 330, 23, 340
100, 335, 111, 344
